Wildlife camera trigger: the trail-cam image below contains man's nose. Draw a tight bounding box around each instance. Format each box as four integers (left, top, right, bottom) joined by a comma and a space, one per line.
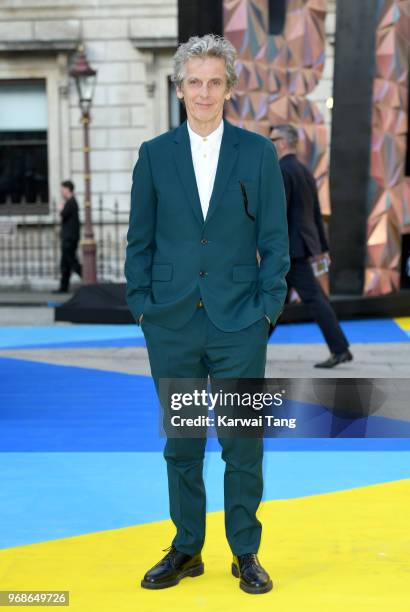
199, 82, 211, 96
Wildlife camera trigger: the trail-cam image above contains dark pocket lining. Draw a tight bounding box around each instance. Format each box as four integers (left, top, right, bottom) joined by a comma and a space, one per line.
225, 185, 257, 193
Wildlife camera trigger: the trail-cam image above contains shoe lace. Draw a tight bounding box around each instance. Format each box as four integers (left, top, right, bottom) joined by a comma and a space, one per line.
239, 553, 258, 570
161, 545, 178, 565
162, 545, 174, 552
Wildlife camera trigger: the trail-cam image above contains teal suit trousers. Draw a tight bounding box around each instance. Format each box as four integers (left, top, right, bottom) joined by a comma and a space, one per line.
142, 305, 270, 556
125, 117, 290, 557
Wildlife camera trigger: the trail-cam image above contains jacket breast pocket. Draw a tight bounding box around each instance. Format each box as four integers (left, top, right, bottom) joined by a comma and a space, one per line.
151, 263, 173, 281
225, 179, 257, 193
232, 264, 259, 282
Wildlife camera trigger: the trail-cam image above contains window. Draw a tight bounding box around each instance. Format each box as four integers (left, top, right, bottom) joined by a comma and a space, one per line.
0, 79, 49, 212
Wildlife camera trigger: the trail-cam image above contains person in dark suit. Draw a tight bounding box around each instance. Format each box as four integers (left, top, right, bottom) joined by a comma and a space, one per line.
270, 124, 353, 368
125, 34, 290, 593
54, 180, 82, 293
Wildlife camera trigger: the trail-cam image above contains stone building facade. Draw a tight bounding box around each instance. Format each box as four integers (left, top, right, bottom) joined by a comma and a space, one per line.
0, 0, 178, 222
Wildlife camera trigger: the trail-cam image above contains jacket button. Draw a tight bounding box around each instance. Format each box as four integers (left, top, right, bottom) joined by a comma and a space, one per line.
199, 270, 207, 277
201, 239, 208, 245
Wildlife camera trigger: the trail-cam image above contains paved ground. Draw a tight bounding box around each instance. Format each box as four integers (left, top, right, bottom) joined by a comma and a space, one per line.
0, 305, 409, 379
1, 342, 410, 379
0, 288, 77, 306
1, 301, 409, 612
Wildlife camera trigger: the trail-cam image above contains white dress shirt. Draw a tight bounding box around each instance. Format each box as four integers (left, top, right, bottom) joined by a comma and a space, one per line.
187, 118, 224, 221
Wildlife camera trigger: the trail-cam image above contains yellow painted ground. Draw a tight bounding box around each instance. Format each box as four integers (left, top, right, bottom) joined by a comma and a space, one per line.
1, 480, 409, 611
395, 317, 410, 332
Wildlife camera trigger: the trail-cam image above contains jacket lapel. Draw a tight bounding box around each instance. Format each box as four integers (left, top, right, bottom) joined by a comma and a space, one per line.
173, 120, 204, 225
173, 117, 239, 226
205, 118, 239, 226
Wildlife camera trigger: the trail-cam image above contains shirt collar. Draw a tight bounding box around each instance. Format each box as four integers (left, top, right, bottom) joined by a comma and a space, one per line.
187, 118, 224, 150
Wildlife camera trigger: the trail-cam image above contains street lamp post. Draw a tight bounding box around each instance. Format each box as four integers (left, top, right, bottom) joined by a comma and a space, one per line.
69, 45, 97, 284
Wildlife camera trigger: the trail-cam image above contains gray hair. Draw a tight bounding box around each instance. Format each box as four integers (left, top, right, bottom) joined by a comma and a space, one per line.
274, 124, 299, 149
171, 34, 238, 90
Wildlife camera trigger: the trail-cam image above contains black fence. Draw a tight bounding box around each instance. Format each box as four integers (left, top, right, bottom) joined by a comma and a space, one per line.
0, 196, 129, 285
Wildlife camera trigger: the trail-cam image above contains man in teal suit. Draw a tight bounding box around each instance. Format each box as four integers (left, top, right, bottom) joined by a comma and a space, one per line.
125, 33, 289, 594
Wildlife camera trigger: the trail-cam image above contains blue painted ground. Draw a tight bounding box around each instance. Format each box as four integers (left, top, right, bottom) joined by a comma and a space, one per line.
1, 319, 409, 550
1, 357, 410, 452
0, 318, 408, 350
1, 451, 409, 549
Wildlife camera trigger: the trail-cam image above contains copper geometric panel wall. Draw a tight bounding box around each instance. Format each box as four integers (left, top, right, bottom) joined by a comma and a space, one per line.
365, 0, 410, 295
223, 0, 330, 215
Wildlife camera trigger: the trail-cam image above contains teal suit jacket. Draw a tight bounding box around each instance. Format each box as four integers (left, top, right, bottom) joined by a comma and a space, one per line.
124, 117, 290, 331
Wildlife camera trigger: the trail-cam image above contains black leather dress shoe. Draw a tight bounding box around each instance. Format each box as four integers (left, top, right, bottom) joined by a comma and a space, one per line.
141, 545, 204, 589
232, 553, 273, 594
52, 288, 69, 294
314, 349, 353, 369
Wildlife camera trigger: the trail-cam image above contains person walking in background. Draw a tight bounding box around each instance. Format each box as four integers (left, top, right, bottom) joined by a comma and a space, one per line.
270, 124, 353, 368
53, 180, 82, 294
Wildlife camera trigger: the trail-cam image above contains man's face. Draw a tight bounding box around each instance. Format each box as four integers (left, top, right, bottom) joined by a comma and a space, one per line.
270, 129, 287, 158
176, 56, 231, 126
60, 186, 72, 201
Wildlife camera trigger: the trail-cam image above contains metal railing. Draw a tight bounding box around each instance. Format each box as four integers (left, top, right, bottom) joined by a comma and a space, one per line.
0, 196, 129, 287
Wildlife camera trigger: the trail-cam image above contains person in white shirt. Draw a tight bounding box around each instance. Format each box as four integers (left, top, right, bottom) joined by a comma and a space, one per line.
125, 33, 289, 595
